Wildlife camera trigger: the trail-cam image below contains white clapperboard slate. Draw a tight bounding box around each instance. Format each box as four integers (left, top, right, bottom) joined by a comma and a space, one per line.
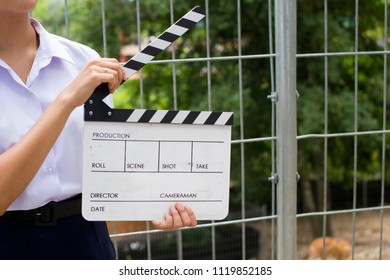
82, 6, 233, 221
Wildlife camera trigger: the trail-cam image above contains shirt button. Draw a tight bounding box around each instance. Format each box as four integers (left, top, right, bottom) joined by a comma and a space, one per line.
46, 166, 54, 173
27, 90, 33, 96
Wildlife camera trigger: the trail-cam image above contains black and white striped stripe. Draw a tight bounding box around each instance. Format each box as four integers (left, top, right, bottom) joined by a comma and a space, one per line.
123, 6, 205, 78
115, 109, 233, 126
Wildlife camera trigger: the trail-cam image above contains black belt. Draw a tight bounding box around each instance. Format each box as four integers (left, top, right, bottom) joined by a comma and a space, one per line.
2, 194, 82, 227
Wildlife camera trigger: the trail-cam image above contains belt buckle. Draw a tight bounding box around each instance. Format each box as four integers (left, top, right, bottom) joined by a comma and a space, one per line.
34, 201, 57, 227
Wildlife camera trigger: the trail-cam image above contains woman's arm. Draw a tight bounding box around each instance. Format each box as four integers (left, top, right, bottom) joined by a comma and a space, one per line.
0, 58, 126, 215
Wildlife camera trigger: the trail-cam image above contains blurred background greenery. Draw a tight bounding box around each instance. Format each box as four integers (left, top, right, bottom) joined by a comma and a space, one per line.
33, 0, 390, 238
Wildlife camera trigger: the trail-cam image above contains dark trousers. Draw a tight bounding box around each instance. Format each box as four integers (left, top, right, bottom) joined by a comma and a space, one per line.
0, 214, 116, 260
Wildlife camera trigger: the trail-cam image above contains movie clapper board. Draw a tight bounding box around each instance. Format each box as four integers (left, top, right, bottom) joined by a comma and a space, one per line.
82, 6, 233, 221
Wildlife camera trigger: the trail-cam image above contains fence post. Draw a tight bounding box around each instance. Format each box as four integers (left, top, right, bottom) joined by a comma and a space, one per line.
275, 0, 297, 259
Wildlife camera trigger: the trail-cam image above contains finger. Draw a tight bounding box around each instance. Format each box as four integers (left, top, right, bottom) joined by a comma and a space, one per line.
163, 212, 174, 229
175, 203, 193, 227
152, 212, 173, 230
100, 58, 127, 81
151, 220, 161, 228
90, 58, 125, 84
119, 63, 127, 81
151, 216, 163, 228
97, 65, 126, 92
100, 68, 121, 92
184, 205, 197, 227
170, 204, 184, 229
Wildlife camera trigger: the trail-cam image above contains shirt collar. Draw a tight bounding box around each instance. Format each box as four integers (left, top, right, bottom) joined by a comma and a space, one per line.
30, 18, 75, 65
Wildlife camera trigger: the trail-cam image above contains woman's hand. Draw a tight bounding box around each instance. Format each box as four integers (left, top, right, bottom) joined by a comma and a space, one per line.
152, 203, 197, 230
60, 58, 126, 109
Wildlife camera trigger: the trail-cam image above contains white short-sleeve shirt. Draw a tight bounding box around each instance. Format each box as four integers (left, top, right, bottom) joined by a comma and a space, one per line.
0, 19, 112, 211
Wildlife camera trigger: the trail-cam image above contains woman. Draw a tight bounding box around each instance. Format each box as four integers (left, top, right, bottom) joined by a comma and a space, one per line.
0, 0, 196, 260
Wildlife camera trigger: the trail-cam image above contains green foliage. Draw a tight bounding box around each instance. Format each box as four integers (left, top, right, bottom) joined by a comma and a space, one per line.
297, 0, 388, 189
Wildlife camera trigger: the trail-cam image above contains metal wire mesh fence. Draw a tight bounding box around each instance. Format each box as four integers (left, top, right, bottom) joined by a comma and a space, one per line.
32, 0, 390, 260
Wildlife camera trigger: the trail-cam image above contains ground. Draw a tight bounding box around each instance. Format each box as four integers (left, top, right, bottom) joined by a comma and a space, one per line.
295, 209, 390, 260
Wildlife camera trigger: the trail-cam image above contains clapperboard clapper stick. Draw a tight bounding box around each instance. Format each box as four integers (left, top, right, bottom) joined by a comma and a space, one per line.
85, 6, 206, 121
82, 6, 234, 221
